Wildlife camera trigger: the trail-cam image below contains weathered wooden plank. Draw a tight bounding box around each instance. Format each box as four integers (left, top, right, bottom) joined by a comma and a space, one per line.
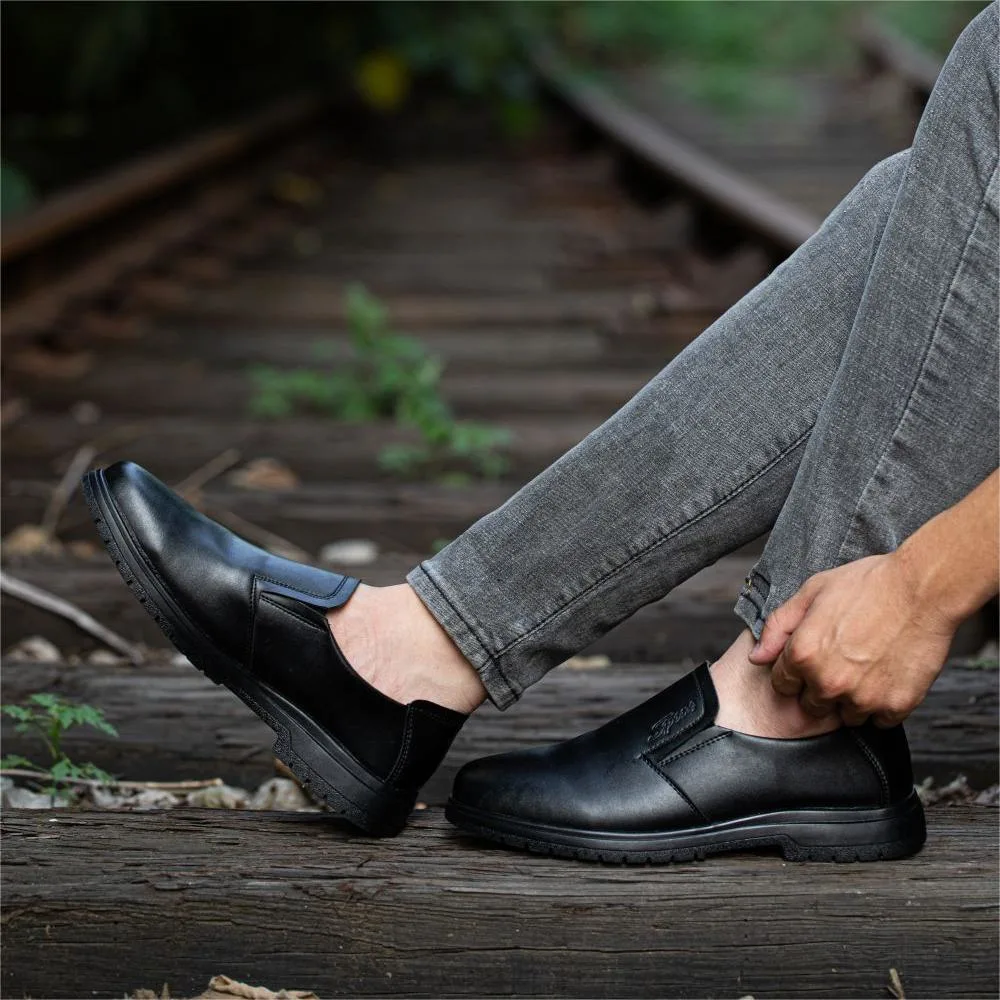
168, 276, 697, 327
2, 808, 996, 999
8, 362, 653, 420
3, 657, 995, 800
1, 414, 603, 484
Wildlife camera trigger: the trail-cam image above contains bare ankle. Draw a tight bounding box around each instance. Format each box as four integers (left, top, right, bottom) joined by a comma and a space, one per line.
710, 630, 839, 738
327, 583, 486, 715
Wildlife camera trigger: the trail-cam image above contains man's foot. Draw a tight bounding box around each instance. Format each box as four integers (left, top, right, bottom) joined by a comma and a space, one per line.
83, 461, 468, 836
326, 583, 486, 715
709, 629, 840, 738
446, 662, 925, 863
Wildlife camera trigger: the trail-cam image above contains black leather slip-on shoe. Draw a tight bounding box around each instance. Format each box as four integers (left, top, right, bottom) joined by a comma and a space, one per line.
447, 662, 926, 863
82, 461, 466, 836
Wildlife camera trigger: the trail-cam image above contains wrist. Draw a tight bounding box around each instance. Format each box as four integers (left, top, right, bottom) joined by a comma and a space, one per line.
894, 535, 980, 631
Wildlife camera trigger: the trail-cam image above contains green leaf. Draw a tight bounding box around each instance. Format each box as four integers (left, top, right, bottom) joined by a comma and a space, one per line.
0, 753, 39, 771
1, 704, 33, 723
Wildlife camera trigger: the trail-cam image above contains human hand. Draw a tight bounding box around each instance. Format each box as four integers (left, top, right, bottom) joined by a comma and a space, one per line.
746, 553, 957, 727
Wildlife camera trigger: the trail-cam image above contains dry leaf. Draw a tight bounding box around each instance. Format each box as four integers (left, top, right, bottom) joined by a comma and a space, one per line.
2, 524, 62, 557
200, 974, 319, 999
67, 539, 100, 560
5, 635, 62, 662
229, 458, 300, 492
562, 654, 611, 671
888, 967, 906, 999
249, 777, 315, 811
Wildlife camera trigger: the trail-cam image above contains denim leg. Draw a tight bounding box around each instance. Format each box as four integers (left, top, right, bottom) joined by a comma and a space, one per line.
735, 3, 1000, 635
407, 146, 908, 708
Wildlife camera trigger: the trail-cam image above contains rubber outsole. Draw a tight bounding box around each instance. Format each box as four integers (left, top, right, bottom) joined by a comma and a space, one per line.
445, 794, 927, 865
81, 468, 410, 837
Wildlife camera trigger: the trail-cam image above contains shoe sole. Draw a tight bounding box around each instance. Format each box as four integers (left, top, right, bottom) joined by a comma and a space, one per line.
445, 793, 926, 864
82, 468, 411, 837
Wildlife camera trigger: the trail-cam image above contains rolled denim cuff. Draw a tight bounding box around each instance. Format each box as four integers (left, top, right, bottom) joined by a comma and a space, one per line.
732, 565, 772, 640
406, 561, 519, 710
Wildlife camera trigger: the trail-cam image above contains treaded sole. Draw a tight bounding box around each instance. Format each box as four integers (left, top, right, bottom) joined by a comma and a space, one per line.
81, 468, 410, 837
445, 796, 927, 865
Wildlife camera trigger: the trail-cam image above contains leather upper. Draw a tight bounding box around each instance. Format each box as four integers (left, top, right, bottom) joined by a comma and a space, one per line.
104, 460, 360, 660
103, 461, 465, 790
452, 662, 915, 832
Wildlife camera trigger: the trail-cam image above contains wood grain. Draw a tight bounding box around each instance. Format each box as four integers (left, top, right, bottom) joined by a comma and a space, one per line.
2, 807, 996, 999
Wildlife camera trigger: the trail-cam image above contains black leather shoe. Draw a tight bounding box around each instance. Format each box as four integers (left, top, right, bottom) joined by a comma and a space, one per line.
82, 461, 466, 836
447, 662, 925, 863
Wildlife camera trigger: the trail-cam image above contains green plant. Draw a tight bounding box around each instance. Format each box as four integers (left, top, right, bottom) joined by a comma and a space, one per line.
249, 285, 511, 481
1, 693, 118, 799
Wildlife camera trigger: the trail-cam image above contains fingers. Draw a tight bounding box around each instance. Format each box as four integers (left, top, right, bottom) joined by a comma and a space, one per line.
749, 576, 824, 665
770, 648, 804, 697
799, 687, 839, 719
838, 702, 871, 728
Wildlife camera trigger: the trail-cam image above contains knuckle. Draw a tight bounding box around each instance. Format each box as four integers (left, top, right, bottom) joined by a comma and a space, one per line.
785, 635, 815, 666
814, 675, 847, 700
880, 693, 914, 719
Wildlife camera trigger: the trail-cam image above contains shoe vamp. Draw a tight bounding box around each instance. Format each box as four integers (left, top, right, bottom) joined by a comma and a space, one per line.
470, 735, 702, 833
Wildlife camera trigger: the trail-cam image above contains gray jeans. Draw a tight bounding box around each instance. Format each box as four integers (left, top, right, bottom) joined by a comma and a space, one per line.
408, 4, 1000, 710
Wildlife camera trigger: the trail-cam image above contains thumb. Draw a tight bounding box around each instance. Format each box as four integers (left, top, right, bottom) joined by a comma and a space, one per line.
748, 582, 819, 664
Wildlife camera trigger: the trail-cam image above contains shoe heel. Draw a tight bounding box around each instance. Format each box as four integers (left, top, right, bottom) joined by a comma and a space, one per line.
780, 792, 927, 862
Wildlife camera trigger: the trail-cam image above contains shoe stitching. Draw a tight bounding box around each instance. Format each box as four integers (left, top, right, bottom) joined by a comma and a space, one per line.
848, 730, 889, 806
259, 593, 329, 635
493, 424, 814, 662
386, 708, 416, 787
247, 576, 261, 669
648, 731, 732, 769
641, 756, 708, 824
409, 700, 462, 726
247, 575, 263, 665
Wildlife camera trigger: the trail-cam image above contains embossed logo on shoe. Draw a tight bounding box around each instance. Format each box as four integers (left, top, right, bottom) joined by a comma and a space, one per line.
646, 698, 698, 749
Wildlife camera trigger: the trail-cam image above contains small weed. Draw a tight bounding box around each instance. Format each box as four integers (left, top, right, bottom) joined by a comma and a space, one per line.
249, 285, 510, 481
1, 693, 118, 800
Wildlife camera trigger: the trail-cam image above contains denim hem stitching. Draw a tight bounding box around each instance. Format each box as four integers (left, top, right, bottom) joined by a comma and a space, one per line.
413, 562, 518, 702
493, 424, 814, 661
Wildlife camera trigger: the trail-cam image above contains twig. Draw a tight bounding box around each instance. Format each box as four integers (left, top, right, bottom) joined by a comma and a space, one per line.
0, 768, 223, 791
173, 448, 242, 498
0, 572, 145, 665
888, 968, 906, 1000
40, 444, 97, 537
206, 507, 310, 562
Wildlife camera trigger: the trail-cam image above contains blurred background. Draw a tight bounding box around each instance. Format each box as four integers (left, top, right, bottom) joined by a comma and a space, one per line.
1, 0, 984, 214
1, 0, 996, 812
